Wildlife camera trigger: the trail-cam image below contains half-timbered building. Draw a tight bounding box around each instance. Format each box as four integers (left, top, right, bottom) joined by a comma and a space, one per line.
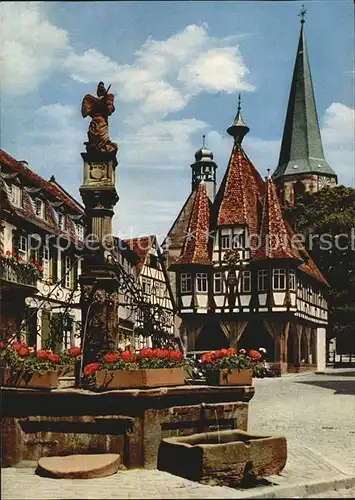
163, 99, 329, 375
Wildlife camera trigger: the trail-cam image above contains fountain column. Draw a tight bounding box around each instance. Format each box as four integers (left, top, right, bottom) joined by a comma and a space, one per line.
79, 82, 120, 366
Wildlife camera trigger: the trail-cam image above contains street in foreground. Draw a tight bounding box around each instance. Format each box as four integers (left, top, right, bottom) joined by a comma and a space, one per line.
2, 369, 354, 499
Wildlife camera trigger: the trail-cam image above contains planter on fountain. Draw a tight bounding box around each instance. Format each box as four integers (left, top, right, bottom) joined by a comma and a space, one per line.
158, 429, 287, 486
1, 368, 58, 389
95, 367, 185, 389
206, 368, 252, 386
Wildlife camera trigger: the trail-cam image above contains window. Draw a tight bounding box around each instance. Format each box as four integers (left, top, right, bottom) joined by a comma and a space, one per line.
149, 254, 159, 269
241, 270, 251, 293
10, 184, 22, 207
221, 234, 230, 249
42, 245, 50, 280
180, 273, 192, 293
57, 212, 65, 231
196, 273, 208, 293
76, 224, 84, 240
142, 277, 151, 295
233, 232, 245, 249
18, 235, 28, 260
257, 269, 268, 292
213, 273, 223, 293
50, 246, 58, 283
273, 269, 286, 290
64, 256, 72, 289
289, 270, 296, 291
35, 198, 44, 218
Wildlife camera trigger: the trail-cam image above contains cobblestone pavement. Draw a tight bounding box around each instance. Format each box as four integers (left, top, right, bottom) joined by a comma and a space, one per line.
2, 368, 355, 499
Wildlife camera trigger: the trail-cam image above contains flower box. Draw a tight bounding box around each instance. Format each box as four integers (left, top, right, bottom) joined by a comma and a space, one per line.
206, 368, 252, 386
1, 367, 58, 388
95, 367, 185, 389
58, 365, 75, 378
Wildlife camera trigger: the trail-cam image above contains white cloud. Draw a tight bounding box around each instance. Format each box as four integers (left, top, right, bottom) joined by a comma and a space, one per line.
0, 2, 70, 95
321, 102, 355, 187
65, 23, 254, 125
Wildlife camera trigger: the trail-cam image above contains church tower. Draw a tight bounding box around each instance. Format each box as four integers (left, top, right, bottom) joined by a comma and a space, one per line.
191, 135, 218, 202
272, 7, 337, 205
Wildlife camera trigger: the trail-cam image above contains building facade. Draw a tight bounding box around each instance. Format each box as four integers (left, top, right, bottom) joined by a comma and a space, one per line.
124, 235, 176, 348
163, 100, 329, 375
272, 17, 337, 205
0, 149, 84, 352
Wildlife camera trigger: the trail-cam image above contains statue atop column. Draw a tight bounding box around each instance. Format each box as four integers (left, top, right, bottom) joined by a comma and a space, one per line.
81, 82, 118, 154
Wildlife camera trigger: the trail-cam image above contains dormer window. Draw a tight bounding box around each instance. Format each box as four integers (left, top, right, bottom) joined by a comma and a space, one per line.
221, 235, 230, 249
10, 184, 22, 207
273, 269, 286, 290
35, 198, 44, 219
57, 212, 65, 231
181, 273, 192, 293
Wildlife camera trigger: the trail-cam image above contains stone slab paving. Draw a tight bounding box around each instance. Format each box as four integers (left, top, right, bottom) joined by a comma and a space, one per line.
2, 368, 355, 499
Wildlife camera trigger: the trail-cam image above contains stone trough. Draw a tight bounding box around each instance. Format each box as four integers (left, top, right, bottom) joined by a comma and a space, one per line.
157, 429, 287, 486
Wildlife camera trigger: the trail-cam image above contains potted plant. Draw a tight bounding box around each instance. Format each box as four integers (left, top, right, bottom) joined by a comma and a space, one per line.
200, 348, 263, 386
83, 347, 187, 389
0, 341, 59, 388
59, 346, 82, 377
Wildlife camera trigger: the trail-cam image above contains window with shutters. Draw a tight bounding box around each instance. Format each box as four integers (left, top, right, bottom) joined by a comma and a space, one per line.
180, 273, 192, 293
221, 234, 230, 249
196, 273, 208, 293
42, 245, 50, 280
18, 235, 28, 260
289, 270, 296, 291
50, 246, 58, 283
10, 184, 22, 207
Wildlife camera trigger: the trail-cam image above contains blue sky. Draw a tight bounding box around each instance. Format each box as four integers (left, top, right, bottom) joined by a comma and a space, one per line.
1, 1, 354, 242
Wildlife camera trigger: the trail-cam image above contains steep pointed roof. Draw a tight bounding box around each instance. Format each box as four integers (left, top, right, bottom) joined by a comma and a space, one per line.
171, 182, 212, 267
162, 190, 197, 252
254, 177, 301, 261
272, 20, 337, 180
214, 144, 264, 235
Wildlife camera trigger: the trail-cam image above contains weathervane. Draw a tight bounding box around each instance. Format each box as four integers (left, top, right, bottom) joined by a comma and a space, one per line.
299, 4, 307, 24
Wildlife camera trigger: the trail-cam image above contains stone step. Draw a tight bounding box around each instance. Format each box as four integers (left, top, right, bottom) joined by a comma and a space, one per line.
37, 454, 121, 479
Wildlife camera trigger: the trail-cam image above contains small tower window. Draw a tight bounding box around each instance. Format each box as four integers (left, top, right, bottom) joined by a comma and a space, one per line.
241, 270, 251, 293
196, 273, 208, 293
181, 273, 192, 293
273, 269, 286, 290
142, 277, 151, 295
257, 269, 268, 292
57, 212, 65, 231
289, 270, 296, 291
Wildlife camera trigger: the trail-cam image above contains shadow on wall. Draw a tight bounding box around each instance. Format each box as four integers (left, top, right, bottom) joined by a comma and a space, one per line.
295, 380, 355, 395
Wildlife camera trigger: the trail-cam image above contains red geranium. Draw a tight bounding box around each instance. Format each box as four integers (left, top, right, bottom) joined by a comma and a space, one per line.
17, 256, 23, 262
215, 349, 229, 358
227, 348, 237, 355
0, 340, 7, 350
121, 350, 135, 362
103, 352, 120, 364
12, 342, 23, 352
139, 348, 155, 359
169, 350, 183, 361
68, 346, 81, 357
48, 353, 61, 364
154, 349, 166, 359
239, 348, 246, 354
18, 346, 30, 357
83, 362, 101, 376
36, 349, 50, 360
201, 352, 215, 363
248, 349, 261, 361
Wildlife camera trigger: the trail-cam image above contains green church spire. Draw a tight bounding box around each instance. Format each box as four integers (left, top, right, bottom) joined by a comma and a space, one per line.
273, 8, 337, 181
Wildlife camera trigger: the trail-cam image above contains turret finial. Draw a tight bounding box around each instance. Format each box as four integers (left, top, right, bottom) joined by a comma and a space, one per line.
227, 93, 250, 145
237, 93, 241, 112
299, 4, 307, 24
202, 134, 206, 148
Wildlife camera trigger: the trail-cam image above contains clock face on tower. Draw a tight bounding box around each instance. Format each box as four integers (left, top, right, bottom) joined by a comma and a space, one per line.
318, 176, 332, 190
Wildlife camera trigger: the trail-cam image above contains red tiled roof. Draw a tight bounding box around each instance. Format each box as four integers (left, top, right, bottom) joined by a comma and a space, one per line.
215, 144, 263, 236
173, 182, 212, 266
124, 235, 155, 276
0, 149, 83, 215
254, 177, 301, 261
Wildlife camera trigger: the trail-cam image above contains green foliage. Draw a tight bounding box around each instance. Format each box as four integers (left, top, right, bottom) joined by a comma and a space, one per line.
284, 186, 355, 338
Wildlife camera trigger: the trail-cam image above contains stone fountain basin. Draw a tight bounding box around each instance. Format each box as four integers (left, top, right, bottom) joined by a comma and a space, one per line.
157, 429, 287, 486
